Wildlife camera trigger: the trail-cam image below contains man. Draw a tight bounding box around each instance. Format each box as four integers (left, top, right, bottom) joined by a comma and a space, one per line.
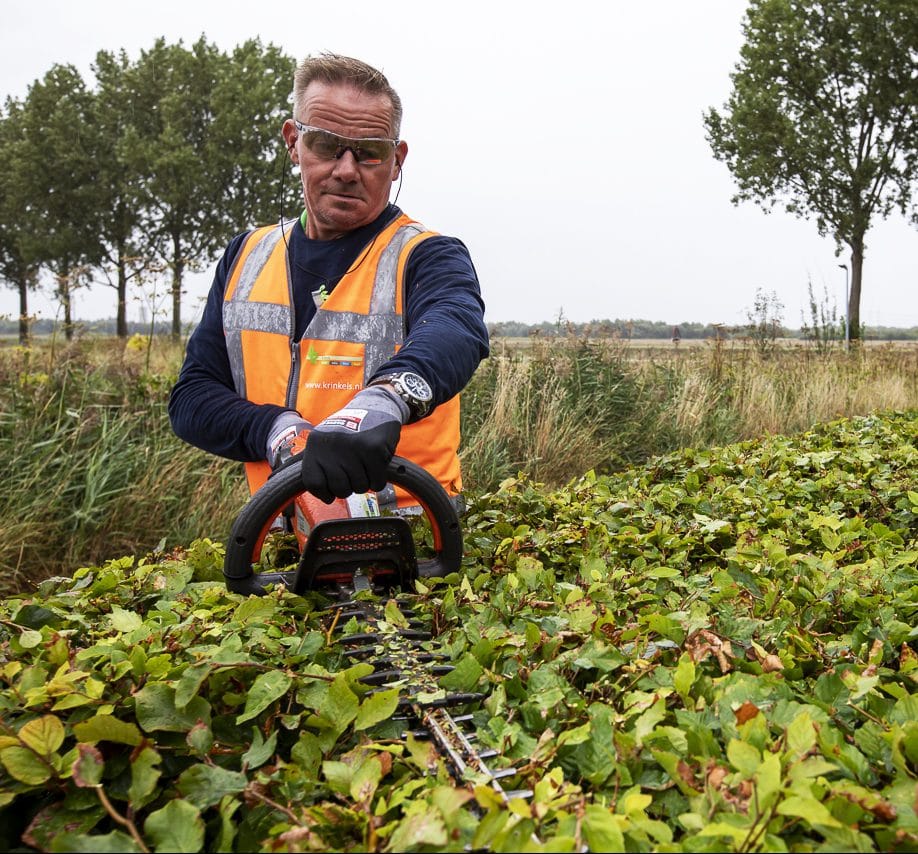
169, 53, 488, 508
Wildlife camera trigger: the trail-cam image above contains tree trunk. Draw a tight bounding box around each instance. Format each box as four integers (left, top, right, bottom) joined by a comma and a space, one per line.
171, 232, 183, 340
116, 253, 128, 338
18, 280, 29, 346
57, 271, 74, 342
849, 239, 864, 342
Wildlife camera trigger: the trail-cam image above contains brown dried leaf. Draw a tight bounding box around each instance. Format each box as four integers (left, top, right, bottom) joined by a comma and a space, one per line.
734, 701, 761, 724
868, 801, 898, 823
760, 654, 785, 673
706, 764, 728, 790
676, 759, 698, 790
685, 630, 735, 673
376, 750, 393, 777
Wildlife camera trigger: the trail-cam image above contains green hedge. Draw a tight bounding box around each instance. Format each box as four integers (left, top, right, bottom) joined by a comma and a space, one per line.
0, 410, 916, 851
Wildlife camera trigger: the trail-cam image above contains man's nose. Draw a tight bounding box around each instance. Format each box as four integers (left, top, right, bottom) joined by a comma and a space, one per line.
331, 148, 361, 179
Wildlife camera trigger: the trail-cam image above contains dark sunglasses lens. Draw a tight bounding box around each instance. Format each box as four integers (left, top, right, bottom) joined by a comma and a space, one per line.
303, 130, 341, 159
302, 130, 393, 164
353, 141, 393, 164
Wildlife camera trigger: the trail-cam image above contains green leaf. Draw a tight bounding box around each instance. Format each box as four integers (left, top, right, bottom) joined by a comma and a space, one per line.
386, 808, 448, 851
697, 819, 753, 842
322, 759, 352, 795
786, 711, 817, 757
350, 754, 383, 803
144, 798, 205, 853
756, 751, 783, 810
641, 612, 685, 644
355, 687, 400, 731
1, 745, 52, 785
176, 763, 248, 810
129, 746, 162, 808
175, 663, 211, 710
20, 802, 102, 852
673, 653, 696, 701
19, 629, 43, 649
241, 727, 277, 769
316, 674, 359, 731
383, 598, 410, 628
438, 653, 484, 692
72, 744, 104, 788
186, 721, 213, 756
135, 683, 211, 733
235, 670, 292, 724
727, 738, 761, 777
51, 830, 144, 852
73, 715, 142, 746
18, 714, 65, 756
777, 794, 842, 827
633, 697, 668, 746
582, 804, 625, 852
646, 565, 681, 579
108, 605, 143, 633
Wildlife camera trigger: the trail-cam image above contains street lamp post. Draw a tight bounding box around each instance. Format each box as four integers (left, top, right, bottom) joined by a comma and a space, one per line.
837, 264, 850, 349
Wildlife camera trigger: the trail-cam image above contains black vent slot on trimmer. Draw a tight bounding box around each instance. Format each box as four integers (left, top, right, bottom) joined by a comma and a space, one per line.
292, 517, 419, 594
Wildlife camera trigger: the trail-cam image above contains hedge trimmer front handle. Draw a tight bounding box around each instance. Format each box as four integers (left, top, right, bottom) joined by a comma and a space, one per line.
223, 456, 463, 596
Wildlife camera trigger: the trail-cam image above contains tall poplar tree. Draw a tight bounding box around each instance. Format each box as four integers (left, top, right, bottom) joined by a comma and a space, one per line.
704, 0, 918, 340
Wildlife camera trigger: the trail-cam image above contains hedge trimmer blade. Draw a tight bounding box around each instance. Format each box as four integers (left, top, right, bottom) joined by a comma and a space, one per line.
223, 456, 536, 824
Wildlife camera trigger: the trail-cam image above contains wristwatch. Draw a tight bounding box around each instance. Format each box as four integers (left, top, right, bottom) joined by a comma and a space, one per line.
369, 371, 433, 420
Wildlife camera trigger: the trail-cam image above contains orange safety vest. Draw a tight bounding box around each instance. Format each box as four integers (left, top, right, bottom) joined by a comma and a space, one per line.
222, 214, 462, 502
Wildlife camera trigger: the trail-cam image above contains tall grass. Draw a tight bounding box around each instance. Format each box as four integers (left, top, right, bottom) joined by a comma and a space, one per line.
458, 336, 918, 488
2, 333, 915, 591
0, 337, 246, 593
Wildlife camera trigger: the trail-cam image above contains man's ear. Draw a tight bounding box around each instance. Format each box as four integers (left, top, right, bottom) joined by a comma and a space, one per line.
393, 140, 408, 177
282, 119, 299, 163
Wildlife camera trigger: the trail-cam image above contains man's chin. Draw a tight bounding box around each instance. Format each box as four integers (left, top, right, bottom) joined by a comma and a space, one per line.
311, 206, 372, 240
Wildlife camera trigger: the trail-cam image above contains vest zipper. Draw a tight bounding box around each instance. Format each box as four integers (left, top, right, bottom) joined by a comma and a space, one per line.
287, 340, 301, 409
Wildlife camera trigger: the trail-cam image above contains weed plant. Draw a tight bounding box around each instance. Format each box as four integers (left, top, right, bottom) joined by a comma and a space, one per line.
2, 334, 916, 589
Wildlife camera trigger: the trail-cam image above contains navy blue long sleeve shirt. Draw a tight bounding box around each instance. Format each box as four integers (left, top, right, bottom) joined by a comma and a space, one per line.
168, 204, 489, 463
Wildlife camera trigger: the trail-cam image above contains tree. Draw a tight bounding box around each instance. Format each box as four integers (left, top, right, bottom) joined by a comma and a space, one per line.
212, 40, 301, 232
125, 37, 297, 338
16, 65, 104, 340
90, 50, 150, 338
0, 98, 40, 344
704, 0, 918, 341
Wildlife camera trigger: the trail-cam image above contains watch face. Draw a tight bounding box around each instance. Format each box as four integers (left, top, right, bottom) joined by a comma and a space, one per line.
401, 372, 432, 401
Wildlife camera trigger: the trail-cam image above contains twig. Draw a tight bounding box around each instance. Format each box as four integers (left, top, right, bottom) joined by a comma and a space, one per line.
96, 786, 150, 853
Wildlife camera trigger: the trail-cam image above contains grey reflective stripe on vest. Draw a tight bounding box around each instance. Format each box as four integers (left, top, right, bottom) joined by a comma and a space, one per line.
306, 222, 427, 383
223, 224, 293, 399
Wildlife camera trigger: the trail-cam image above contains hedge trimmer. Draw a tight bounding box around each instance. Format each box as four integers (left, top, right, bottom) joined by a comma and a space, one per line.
222, 457, 532, 809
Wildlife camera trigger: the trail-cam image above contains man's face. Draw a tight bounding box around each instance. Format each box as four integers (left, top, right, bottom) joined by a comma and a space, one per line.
282, 82, 408, 241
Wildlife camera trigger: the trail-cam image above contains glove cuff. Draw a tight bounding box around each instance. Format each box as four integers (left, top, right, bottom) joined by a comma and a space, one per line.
267, 412, 312, 464
350, 385, 410, 425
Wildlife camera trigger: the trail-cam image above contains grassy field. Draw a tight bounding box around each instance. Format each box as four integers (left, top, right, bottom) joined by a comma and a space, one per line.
1, 333, 916, 591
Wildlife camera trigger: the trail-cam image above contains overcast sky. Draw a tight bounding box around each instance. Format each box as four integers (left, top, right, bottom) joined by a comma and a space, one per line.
1, 0, 915, 329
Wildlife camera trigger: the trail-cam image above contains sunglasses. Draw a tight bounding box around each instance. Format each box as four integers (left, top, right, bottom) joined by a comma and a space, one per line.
293, 121, 398, 166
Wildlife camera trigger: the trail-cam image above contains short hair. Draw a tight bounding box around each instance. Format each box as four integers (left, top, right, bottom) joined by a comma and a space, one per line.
293, 52, 403, 138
